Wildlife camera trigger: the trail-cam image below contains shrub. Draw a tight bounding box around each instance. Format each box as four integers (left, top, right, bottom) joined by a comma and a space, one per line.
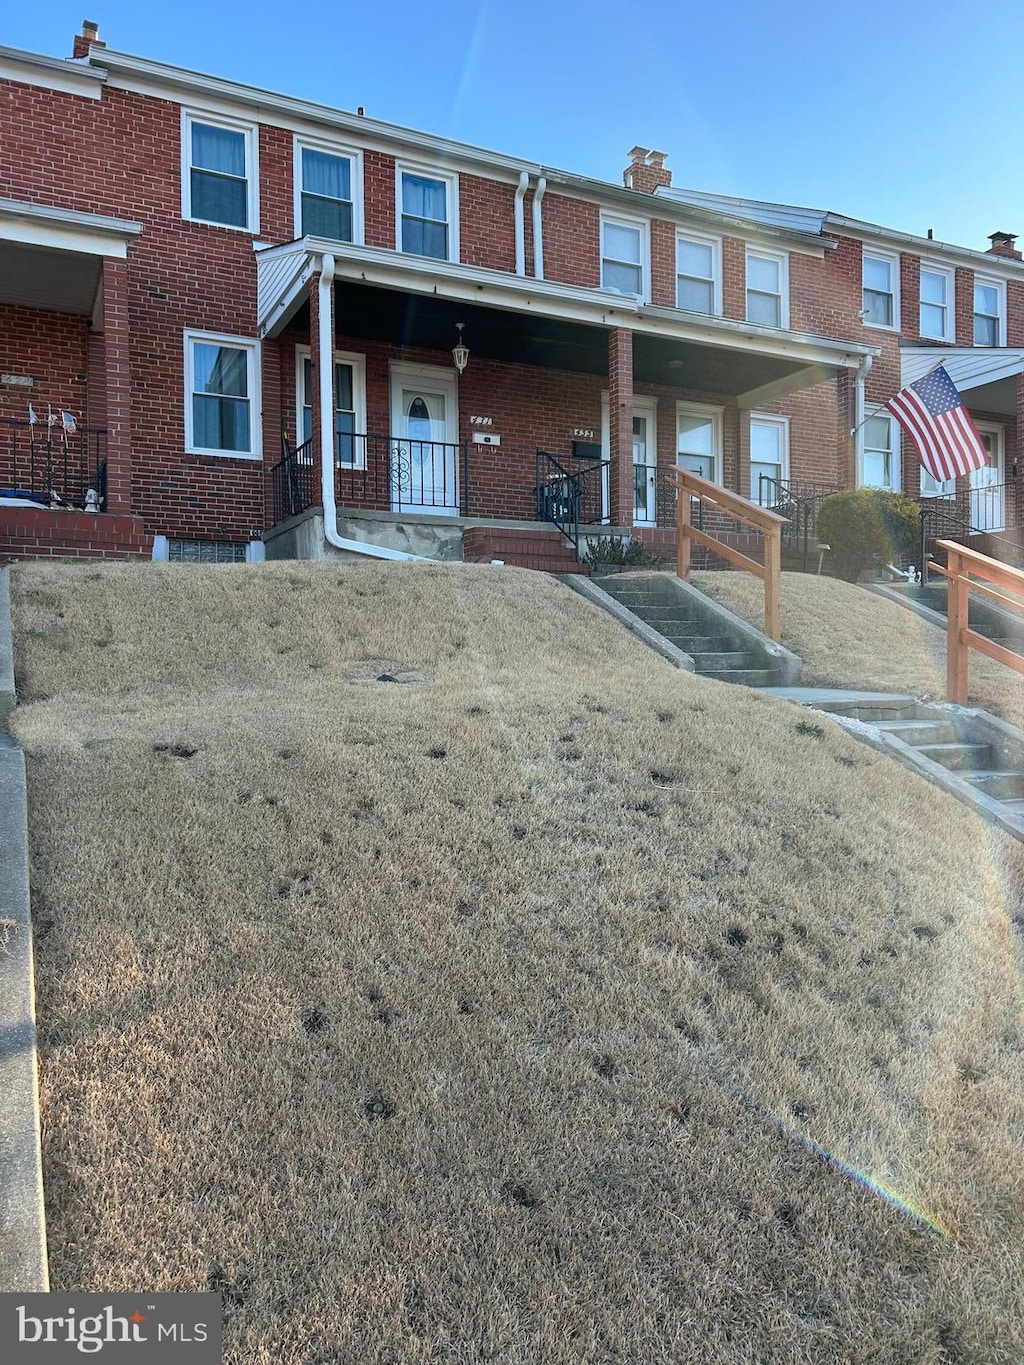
816, 489, 920, 582
583, 535, 664, 572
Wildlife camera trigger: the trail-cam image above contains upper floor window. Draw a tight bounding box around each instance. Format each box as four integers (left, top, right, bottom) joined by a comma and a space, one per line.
919, 264, 954, 341
398, 166, 458, 262
601, 215, 648, 299
745, 248, 788, 328
676, 232, 721, 314
183, 111, 257, 230
296, 139, 360, 242
973, 277, 1005, 346
184, 331, 261, 459
862, 250, 899, 328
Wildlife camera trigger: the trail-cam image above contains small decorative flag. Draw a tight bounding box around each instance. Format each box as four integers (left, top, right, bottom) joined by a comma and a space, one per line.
46, 405, 57, 429
28, 404, 38, 425
60, 410, 78, 435
886, 365, 988, 484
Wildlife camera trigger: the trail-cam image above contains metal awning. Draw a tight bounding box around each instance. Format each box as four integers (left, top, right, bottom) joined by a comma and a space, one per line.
256, 239, 877, 404
901, 344, 1024, 417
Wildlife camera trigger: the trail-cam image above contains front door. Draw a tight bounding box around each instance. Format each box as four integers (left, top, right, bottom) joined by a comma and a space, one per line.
971, 423, 1004, 531
389, 364, 459, 514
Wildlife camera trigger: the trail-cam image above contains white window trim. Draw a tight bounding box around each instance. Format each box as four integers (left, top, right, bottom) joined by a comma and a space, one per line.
745, 246, 789, 330
181, 108, 259, 232
861, 247, 900, 331
676, 400, 724, 486
395, 161, 459, 263
599, 393, 659, 526
675, 229, 722, 316
184, 330, 262, 461
749, 412, 790, 502
858, 410, 901, 493
293, 135, 364, 244
600, 211, 651, 304
919, 261, 956, 342
295, 344, 367, 466
973, 273, 1007, 347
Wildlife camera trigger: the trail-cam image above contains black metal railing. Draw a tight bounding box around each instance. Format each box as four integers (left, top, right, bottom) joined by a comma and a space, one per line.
271, 432, 471, 524
917, 487, 1023, 578
534, 449, 609, 557
0, 417, 107, 509
757, 475, 843, 571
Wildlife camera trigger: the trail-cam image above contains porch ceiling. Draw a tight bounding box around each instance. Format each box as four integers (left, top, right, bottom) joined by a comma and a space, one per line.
0, 240, 102, 316
299, 283, 816, 397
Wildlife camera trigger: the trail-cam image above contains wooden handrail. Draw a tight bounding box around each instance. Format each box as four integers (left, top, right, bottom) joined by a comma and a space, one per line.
662, 467, 787, 641
932, 540, 1024, 704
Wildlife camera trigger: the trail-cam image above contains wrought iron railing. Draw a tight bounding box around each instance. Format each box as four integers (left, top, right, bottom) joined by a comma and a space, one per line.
534, 449, 609, 557
757, 475, 844, 571
0, 417, 107, 509
918, 489, 1022, 579
270, 432, 471, 524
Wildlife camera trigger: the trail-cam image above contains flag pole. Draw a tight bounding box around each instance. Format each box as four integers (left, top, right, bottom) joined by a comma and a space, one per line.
847, 358, 951, 437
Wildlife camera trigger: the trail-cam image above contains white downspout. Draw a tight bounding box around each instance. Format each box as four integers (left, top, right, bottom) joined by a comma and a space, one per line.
852, 354, 873, 489
318, 253, 429, 562
532, 176, 546, 280
514, 171, 529, 276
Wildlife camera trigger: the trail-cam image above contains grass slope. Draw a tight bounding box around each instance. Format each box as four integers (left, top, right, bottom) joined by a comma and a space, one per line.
693, 570, 1024, 730
11, 560, 1024, 1364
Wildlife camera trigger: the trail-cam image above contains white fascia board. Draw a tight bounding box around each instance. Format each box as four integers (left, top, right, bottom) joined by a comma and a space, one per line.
90, 49, 535, 185
0, 197, 142, 256
638, 304, 877, 369
900, 345, 1024, 391
826, 213, 1024, 279
0, 45, 106, 99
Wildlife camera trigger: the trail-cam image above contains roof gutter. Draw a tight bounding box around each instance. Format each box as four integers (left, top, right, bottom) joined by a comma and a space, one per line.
318, 254, 430, 563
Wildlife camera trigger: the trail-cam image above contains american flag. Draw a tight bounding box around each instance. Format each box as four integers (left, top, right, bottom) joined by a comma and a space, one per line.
886, 364, 988, 483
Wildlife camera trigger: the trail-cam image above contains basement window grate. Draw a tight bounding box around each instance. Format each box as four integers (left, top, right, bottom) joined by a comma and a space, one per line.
168, 538, 247, 564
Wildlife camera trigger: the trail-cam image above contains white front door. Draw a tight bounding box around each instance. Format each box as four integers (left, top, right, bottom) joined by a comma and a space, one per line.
601, 395, 658, 526
389, 364, 459, 514
971, 423, 1004, 531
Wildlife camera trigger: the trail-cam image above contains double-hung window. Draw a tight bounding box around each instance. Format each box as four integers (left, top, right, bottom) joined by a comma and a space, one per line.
296, 140, 359, 242
862, 250, 899, 328
749, 415, 789, 504
919, 264, 954, 341
676, 232, 720, 314
973, 277, 1005, 346
676, 403, 722, 484
185, 332, 260, 459
745, 248, 788, 328
297, 347, 366, 468
398, 167, 457, 261
601, 215, 648, 299
862, 413, 899, 492
183, 112, 257, 230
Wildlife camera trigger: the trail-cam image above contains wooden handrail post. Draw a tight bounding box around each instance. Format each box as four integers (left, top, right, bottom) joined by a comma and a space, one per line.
677, 487, 692, 582
763, 522, 781, 641
946, 548, 969, 704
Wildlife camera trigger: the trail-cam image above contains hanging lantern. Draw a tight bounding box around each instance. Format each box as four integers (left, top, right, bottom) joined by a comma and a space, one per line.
452, 322, 469, 374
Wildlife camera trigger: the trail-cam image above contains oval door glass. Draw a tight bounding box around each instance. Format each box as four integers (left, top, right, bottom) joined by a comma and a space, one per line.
393, 387, 458, 512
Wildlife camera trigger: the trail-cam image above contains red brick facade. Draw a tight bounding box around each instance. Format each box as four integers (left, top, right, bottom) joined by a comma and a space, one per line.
1, 27, 1022, 564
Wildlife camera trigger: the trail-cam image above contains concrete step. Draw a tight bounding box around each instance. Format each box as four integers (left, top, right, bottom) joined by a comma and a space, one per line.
659, 634, 736, 653
818, 701, 924, 724
688, 650, 762, 671
873, 718, 963, 746
703, 668, 782, 687
1000, 798, 1024, 815
915, 741, 994, 772
962, 770, 1024, 800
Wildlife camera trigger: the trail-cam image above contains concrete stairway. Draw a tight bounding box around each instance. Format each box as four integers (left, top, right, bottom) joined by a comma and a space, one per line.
803, 693, 1024, 838
594, 572, 797, 687
885, 582, 1024, 655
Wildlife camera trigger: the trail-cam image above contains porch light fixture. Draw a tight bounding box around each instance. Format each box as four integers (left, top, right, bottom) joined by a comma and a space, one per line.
452, 323, 470, 374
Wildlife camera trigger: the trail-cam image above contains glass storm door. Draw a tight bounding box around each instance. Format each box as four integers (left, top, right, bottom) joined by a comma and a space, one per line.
971, 425, 1004, 531
390, 369, 459, 514
632, 406, 657, 526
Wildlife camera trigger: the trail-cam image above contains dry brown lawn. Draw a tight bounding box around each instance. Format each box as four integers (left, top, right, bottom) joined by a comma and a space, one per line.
10, 559, 1024, 1364
694, 570, 1024, 730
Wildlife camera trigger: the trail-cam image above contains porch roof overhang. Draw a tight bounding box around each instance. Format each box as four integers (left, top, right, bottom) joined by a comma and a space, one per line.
0, 198, 143, 324
255, 239, 877, 403
900, 344, 1024, 417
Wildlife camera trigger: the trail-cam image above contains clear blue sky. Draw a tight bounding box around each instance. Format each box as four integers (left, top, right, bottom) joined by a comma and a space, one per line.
11, 2, 1024, 253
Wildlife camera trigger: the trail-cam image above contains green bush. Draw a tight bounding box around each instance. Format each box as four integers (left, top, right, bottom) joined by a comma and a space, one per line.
816, 489, 920, 583
583, 534, 664, 572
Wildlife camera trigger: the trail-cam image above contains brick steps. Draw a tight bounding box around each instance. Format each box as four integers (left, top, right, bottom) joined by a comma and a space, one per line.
462, 526, 584, 574
0, 508, 152, 561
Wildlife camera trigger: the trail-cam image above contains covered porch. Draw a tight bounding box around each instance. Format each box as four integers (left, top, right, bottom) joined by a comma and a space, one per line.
255, 237, 876, 562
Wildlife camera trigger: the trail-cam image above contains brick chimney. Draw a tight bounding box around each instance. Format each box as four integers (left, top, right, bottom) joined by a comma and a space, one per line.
623, 147, 672, 194
72, 20, 105, 59
987, 230, 1021, 261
